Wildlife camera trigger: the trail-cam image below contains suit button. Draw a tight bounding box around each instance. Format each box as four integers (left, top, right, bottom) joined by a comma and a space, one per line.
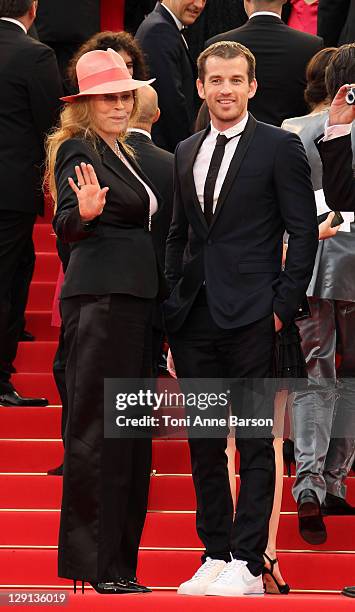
207, 239, 213, 245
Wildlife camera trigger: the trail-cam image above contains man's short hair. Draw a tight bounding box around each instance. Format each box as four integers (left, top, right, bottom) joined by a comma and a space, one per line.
325, 43, 355, 100
197, 41, 256, 84
0, 0, 34, 18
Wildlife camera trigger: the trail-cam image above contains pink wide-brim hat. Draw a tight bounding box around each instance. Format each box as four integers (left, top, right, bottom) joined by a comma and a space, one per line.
61, 48, 155, 103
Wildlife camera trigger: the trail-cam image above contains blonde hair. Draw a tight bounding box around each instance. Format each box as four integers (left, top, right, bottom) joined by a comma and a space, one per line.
45, 93, 138, 209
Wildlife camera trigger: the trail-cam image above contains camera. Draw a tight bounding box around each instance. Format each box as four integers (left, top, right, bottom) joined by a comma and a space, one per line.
345, 86, 355, 105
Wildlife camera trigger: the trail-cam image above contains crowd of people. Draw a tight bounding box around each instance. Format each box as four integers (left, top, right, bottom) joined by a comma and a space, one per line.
0, 0, 355, 600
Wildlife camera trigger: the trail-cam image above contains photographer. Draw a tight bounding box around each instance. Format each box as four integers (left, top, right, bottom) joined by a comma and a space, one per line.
317, 81, 355, 211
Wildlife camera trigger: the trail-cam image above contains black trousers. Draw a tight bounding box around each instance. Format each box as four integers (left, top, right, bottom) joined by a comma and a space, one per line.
169, 291, 276, 576
58, 293, 153, 581
0, 211, 36, 392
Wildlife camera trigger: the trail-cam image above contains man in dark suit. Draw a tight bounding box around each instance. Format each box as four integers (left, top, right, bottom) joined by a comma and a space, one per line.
207, 0, 323, 126
318, 83, 355, 212
126, 85, 174, 375
165, 41, 318, 596
135, 0, 207, 152
318, 0, 355, 47
0, 0, 62, 406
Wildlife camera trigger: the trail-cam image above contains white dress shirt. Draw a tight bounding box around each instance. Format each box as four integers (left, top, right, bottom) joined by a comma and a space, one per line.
249, 11, 281, 19
193, 113, 249, 213
119, 150, 158, 217
0, 17, 27, 33
161, 3, 183, 30
126, 128, 152, 141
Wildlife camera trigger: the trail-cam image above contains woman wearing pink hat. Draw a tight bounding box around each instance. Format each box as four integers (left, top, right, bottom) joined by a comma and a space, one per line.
46, 48, 161, 595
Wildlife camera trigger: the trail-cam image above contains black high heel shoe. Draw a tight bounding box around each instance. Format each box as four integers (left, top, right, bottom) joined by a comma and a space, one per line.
262, 554, 290, 595
283, 438, 295, 477
73, 578, 151, 595
73, 580, 84, 594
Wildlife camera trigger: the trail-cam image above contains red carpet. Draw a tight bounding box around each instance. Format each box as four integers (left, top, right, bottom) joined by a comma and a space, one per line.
1, 204, 354, 609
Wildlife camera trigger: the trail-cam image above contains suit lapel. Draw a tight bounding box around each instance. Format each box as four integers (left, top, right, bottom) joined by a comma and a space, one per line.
100, 138, 160, 209
156, 2, 196, 72
209, 114, 257, 232
184, 128, 211, 232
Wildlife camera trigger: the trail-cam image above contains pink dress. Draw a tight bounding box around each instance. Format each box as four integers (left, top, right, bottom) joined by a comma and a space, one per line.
288, 0, 318, 35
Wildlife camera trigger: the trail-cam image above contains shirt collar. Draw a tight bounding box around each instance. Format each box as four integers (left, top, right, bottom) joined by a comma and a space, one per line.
210, 113, 249, 139
249, 11, 281, 19
161, 3, 184, 31
0, 17, 27, 33
127, 128, 152, 140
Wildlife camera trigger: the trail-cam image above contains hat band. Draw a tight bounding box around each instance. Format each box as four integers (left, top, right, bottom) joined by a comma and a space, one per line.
79, 67, 132, 92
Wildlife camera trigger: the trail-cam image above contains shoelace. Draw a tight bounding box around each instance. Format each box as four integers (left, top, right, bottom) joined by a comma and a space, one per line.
190, 558, 224, 581
213, 559, 247, 584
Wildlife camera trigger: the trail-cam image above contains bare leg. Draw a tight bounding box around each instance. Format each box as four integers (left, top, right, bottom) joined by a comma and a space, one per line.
226, 434, 236, 511
264, 390, 288, 588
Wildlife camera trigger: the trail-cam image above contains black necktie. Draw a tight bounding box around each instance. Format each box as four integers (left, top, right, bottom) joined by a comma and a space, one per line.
203, 132, 242, 226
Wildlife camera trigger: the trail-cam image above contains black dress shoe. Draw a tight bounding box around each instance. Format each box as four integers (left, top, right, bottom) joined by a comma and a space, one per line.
47, 464, 63, 476
342, 586, 355, 598
297, 488, 327, 544
0, 390, 48, 407
321, 492, 355, 516
20, 330, 35, 342
87, 579, 151, 594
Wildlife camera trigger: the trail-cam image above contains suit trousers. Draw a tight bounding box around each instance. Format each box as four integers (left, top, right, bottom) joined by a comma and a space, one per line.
168, 290, 276, 576
0, 210, 36, 392
293, 297, 355, 503
58, 293, 153, 581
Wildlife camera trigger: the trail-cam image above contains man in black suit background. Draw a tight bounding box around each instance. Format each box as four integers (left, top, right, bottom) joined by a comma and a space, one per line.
122, 84, 174, 375
165, 41, 318, 596
0, 0, 62, 406
135, 0, 207, 152
318, 0, 355, 47
207, 0, 323, 126
35, 0, 101, 92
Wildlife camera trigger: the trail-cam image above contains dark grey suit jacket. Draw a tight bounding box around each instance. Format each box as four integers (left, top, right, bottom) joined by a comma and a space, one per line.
135, 2, 199, 152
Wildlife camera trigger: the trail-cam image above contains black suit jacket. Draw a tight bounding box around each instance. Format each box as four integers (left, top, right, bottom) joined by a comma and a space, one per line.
207, 15, 323, 127
0, 20, 62, 214
317, 134, 355, 212
317, 0, 355, 46
53, 136, 162, 299
126, 130, 174, 270
35, 0, 101, 45
164, 115, 319, 332
135, 2, 199, 152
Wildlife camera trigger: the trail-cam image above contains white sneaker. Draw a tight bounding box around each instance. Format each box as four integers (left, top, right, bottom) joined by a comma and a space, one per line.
177, 557, 227, 595
205, 559, 264, 597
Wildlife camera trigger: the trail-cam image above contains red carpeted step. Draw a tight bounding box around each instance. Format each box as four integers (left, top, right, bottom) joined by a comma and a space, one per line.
33, 254, 60, 283
33, 224, 57, 253
0, 441, 63, 473
0, 440, 192, 472
0, 408, 61, 439
27, 282, 56, 311
0, 474, 355, 516
11, 374, 60, 404
152, 440, 192, 473
25, 312, 59, 341
0, 549, 354, 591
1, 472, 354, 515
1, 510, 354, 552
0, 477, 61, 509
0, 592, 351, 612
14, 342, 58, 374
